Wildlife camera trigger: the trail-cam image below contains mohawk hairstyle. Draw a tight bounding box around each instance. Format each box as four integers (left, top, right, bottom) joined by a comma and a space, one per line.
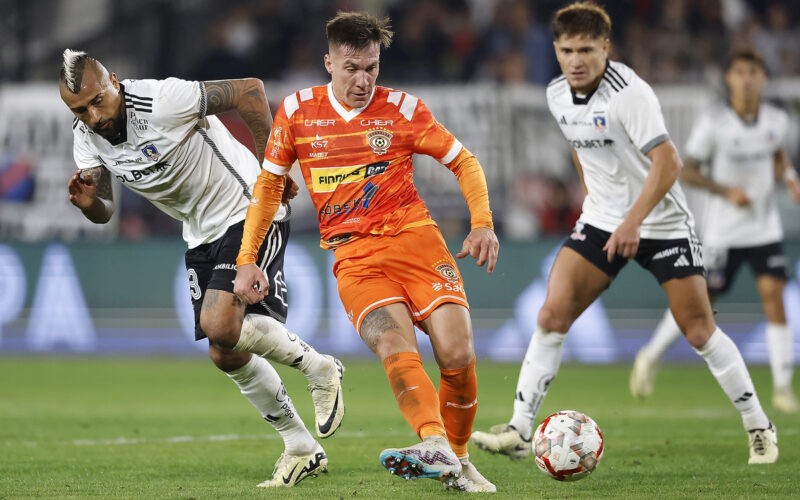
60, 49, 96, 94
326, 11, 393, 50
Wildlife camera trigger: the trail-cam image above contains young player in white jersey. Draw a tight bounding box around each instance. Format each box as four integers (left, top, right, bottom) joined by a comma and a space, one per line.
471, 2, 778, 465
60, 50, 345, 487
631, 48, 800, 413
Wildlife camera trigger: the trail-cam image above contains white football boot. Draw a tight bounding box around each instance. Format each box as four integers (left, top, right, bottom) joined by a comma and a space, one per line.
379, 435, 462, 481
258, 442, 328, 487
445, 456, 496, 493
308, 355, 345, 438
772, 388, 799, 413
747, 422, 778, 464
629, 348, 658, 399
470, 424, 530, 460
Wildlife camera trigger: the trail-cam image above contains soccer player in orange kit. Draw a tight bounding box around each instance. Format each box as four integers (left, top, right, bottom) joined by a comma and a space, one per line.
233, 11, 499, 492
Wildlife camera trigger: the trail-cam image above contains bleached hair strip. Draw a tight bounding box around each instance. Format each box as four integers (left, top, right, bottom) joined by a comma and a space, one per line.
62, 49, 87, 93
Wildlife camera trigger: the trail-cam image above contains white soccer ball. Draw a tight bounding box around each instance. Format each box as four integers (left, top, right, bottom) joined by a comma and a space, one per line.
532, 410, 604, 481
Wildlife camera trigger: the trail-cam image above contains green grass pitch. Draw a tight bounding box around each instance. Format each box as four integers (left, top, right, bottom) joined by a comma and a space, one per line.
1, 358, 797, 499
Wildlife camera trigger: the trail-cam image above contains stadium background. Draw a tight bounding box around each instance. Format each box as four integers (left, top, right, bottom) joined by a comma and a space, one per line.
1, 0, 799, 364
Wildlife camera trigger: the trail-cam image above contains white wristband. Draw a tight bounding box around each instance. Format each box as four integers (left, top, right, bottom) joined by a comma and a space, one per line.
784, 167, 799, 183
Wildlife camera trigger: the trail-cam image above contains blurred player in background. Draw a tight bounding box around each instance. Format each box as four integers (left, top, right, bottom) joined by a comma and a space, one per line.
59, 50, 344, 487
631, 47, 800, 413
472, 2, 778, 465
234, 11, 499, 492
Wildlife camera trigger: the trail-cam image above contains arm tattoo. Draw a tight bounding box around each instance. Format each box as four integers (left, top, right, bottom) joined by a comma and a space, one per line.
84, 166, 114, 203
204, 79, 271, 162
360, 307, 401, 350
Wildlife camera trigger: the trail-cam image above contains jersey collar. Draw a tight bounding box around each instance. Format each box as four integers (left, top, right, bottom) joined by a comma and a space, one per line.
326, 82, 376, 122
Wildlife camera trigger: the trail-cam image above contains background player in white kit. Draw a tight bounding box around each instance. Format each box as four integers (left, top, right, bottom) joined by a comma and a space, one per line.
471, 2, 778, 465
631, 47, 800, 413
59, 49, 344, 487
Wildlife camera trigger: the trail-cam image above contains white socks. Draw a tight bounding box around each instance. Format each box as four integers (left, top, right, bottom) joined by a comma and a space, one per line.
766, 322, 794, 391
234, 314, 330, 385
694, 328, 769, 430
226, 355, 317, 455
642, 309, 683, 362
509, 326, 566, 440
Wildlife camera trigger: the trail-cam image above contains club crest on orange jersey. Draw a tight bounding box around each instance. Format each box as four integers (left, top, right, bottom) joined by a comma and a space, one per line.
434, 262, 459, 284
366, 128, 392, 155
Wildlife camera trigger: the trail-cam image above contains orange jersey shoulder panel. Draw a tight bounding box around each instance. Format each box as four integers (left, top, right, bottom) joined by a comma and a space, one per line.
264, 84, 461, 248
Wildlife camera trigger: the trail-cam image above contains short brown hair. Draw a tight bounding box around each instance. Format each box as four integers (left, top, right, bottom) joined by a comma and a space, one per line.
552, 2, 612, 40
726, 46, 766, 72
326, 11, 393, 50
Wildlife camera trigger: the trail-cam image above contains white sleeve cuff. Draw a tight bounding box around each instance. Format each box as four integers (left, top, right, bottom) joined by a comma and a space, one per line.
263, 159, 291, 176
439, 139, 463, 164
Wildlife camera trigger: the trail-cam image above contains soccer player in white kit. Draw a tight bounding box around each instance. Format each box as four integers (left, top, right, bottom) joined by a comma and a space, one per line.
631, 47, 800, 413
59, 50, 344, 487
471, 2, 778, 465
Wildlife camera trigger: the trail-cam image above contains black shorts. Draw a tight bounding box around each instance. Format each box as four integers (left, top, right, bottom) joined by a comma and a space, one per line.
705, 242, 789, 294
184, 216, 290, 340
563, 222, 705, 284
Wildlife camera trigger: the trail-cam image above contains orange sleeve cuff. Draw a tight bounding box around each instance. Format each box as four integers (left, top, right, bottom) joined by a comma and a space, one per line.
236, 170, 285, 266
446, 148, 494, 230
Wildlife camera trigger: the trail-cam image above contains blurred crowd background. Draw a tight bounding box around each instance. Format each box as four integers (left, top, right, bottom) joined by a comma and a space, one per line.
1, 0, 799, 242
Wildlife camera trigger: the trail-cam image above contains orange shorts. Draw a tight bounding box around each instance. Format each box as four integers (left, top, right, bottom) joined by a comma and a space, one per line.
332, 224, 470, 332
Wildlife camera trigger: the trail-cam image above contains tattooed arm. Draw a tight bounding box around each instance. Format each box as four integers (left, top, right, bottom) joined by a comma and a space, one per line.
67, 166, 115, 223
203, 79, 271, 163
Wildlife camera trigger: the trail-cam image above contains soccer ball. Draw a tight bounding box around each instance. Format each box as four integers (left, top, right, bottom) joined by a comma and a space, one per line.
532, 410, 604, 481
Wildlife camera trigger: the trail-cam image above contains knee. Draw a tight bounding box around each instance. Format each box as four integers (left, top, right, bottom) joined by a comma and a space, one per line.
538, 304, 570, 333
437, 342, 475, 370
677, 313, 715, 349
208, 344, 250, 372
372, 331, 417, 360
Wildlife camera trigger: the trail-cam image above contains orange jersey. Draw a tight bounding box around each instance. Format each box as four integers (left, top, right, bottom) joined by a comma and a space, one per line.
263, 84, 463, 249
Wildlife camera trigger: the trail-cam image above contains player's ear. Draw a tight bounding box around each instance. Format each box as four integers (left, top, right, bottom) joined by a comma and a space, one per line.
324, 54, 333, 75
602, 38, 610, 55
110, 72, 119, 90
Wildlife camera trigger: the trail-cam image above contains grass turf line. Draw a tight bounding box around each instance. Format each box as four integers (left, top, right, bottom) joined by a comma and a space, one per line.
1, 358, 797, 499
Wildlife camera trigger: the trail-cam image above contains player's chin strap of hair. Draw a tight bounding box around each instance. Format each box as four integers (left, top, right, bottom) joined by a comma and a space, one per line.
237, 170, 285, 266
445, 147, 494, 230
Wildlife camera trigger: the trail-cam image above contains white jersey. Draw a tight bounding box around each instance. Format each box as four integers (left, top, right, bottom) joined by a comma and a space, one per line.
546, 61, 696, 240
685, 102, 788, 248
71, 78, 285, 248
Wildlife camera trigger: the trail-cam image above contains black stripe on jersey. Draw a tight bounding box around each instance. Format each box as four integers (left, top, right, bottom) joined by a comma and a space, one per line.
127, 106, 153, 113
125, 98, 153, 107
125, 92, 153, 102
547, 75, 566, 87
603, 75, 621, 92
72, 118, 79, 129
193, 124, 252, 200
198, 82, 207, 119
606, 65, 628, 87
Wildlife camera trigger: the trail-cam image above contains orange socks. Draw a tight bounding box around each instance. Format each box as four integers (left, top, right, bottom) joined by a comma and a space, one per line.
439, 358, 478, 457
382, 352, 446, 439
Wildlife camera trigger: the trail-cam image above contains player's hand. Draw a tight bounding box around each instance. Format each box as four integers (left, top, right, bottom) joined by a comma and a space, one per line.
725, 187, 751, 207
233, 263, 269, 305
67, 170, 97, 210
787, 179, 800, 204
604, 219, 640, 262
282, 175, 300, 203
456, 227, 499, 273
